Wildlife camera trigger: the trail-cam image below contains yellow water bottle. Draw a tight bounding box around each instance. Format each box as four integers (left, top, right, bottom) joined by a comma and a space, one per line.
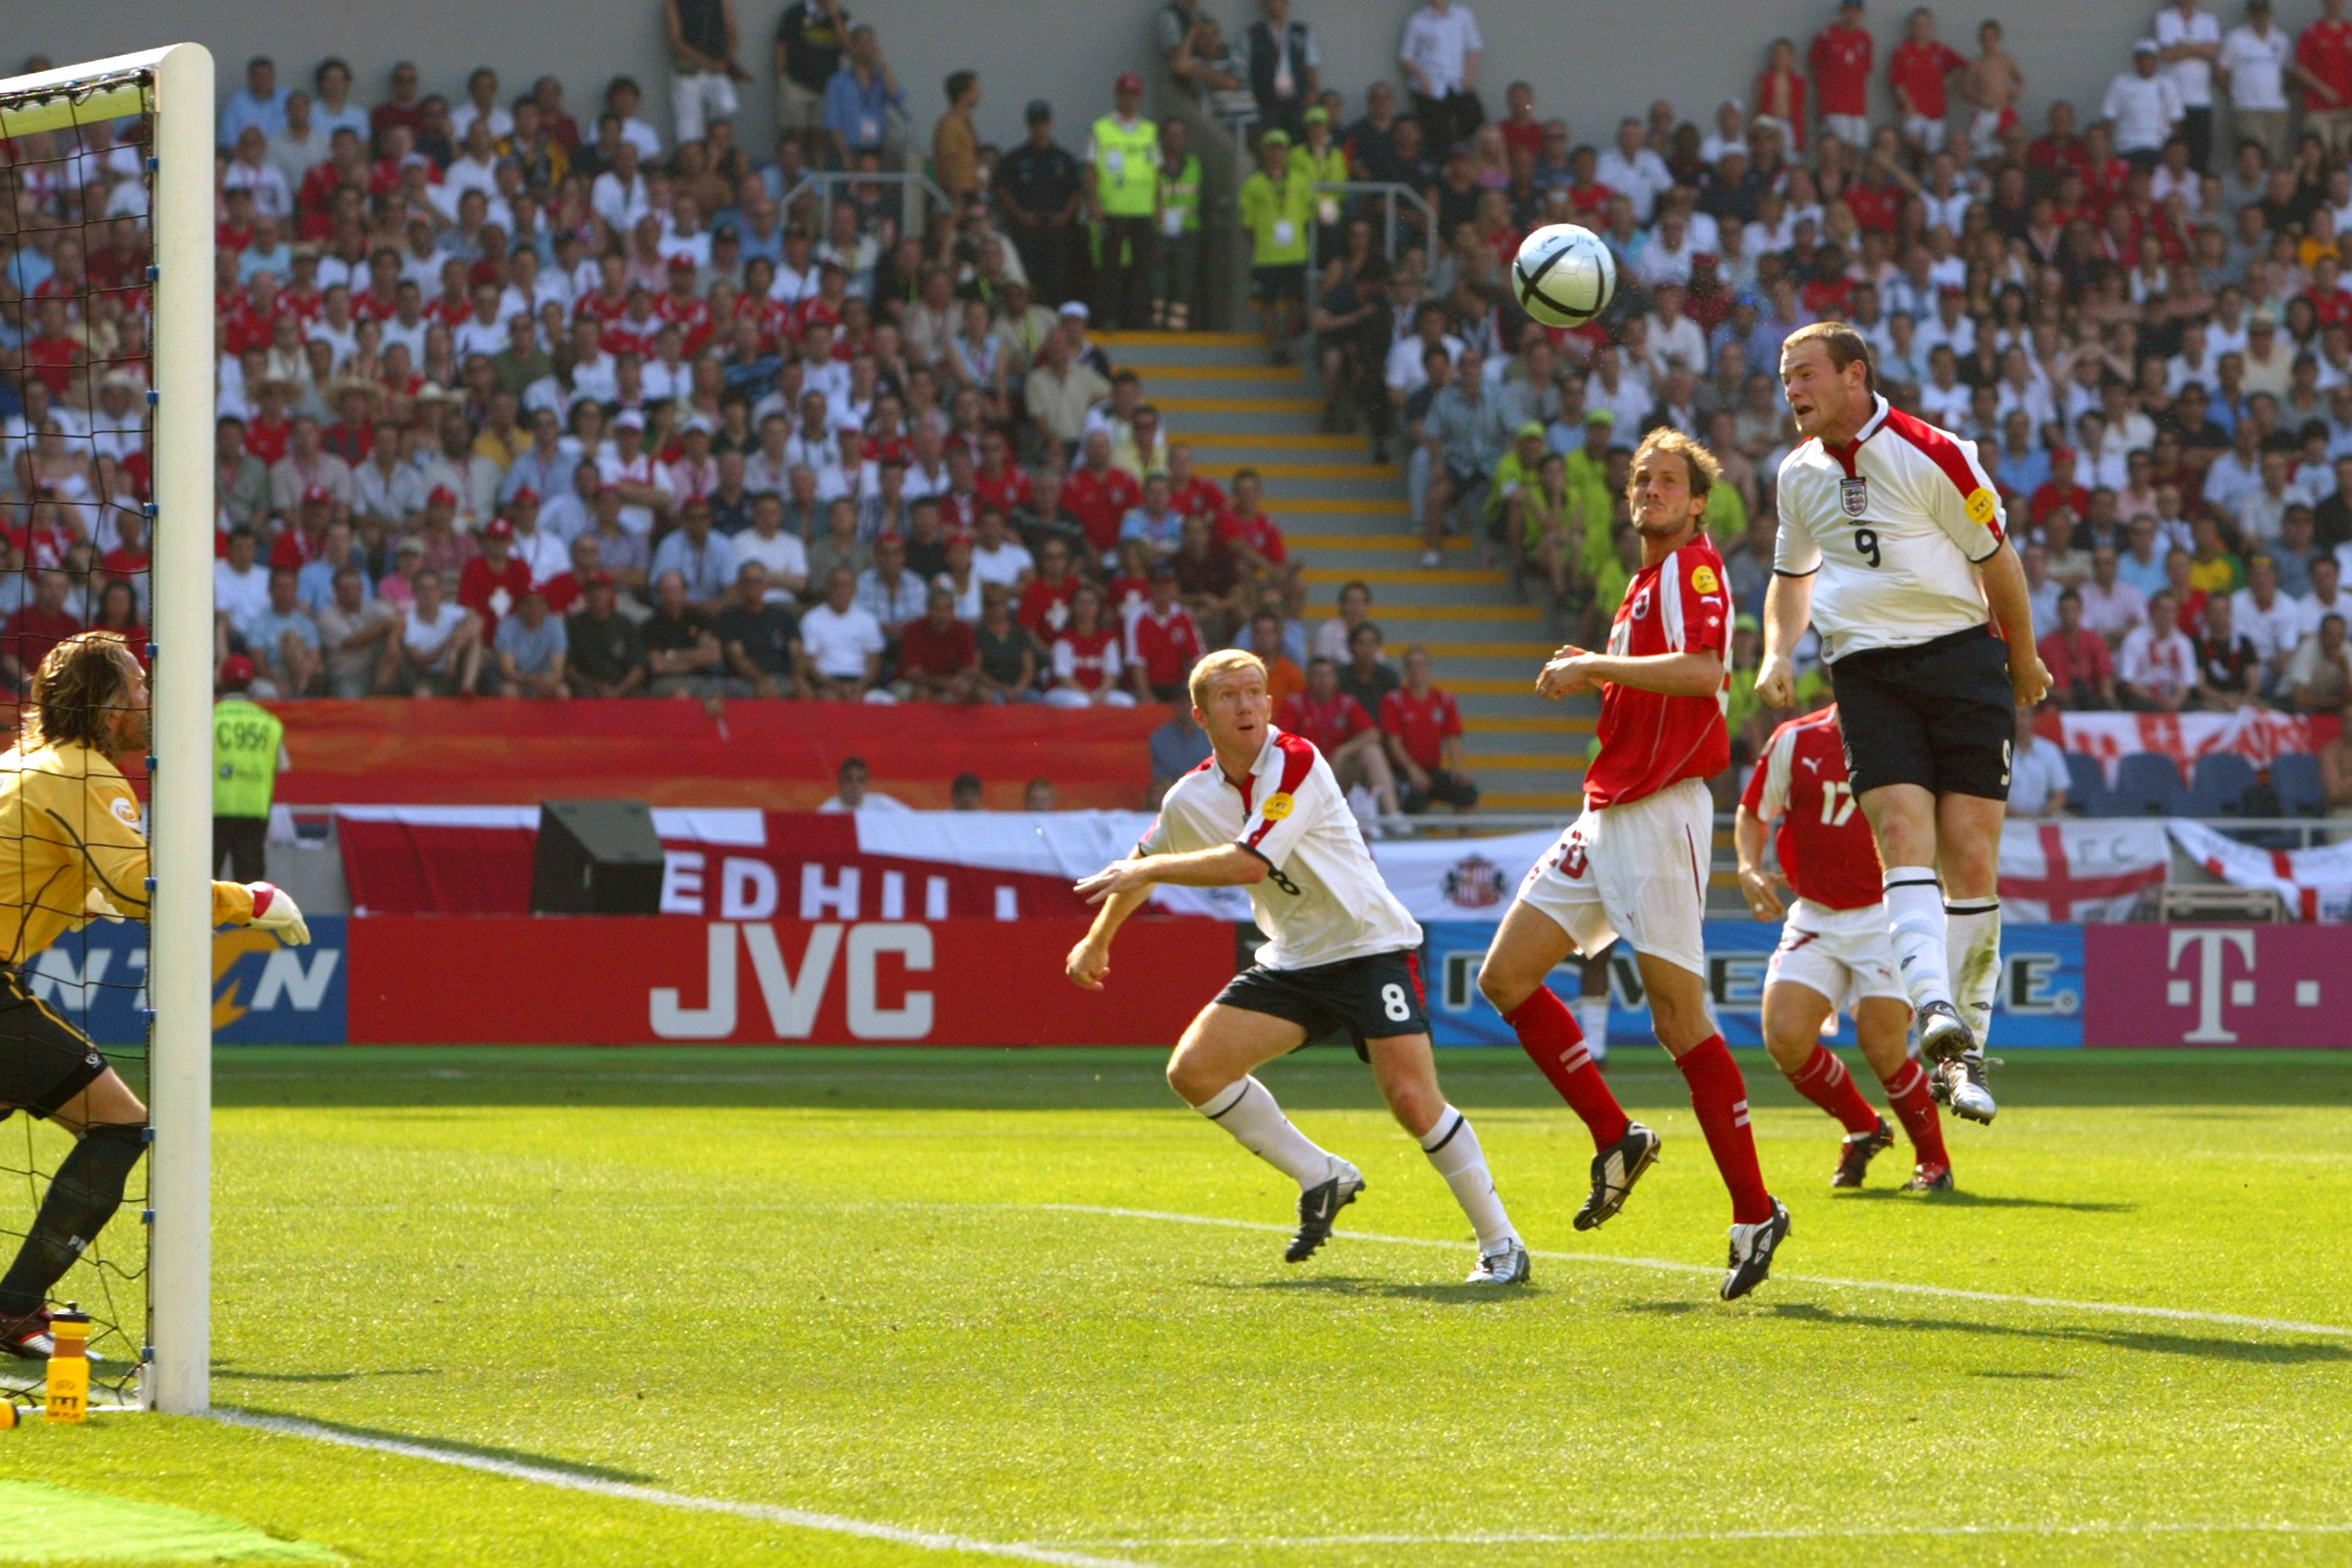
45, 1305, 89, 1424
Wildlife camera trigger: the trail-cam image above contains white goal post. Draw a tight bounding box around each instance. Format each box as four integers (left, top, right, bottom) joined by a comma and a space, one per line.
0, 43, 216, 1415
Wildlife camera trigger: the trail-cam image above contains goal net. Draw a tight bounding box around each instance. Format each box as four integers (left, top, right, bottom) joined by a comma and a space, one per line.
0, 45, 213, 1414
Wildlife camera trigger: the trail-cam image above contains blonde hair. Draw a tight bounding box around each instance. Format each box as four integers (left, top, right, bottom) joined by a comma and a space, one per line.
1189, 647, 1267, 711
25, 632, 140, 752
1627, 427, 1725, 508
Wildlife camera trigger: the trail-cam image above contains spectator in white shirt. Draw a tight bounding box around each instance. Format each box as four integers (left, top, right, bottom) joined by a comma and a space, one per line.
2104, 41, 2185, 163
1646, 284, 1709, 375
212, 528, 273, 635
970, 506, 1036, 590
223, 126, 292, 220
2005, 706, 2073, 818
2302, 555, 2352, 636
2232, 553, 2306, 684
2118, 590, 2199, 710
800, 569, 887, 700
731, 492, 811, 600
1595, 117, 1673, 224
1399, 0, 1485, 151
817, 756, 909, 811
2078, 545, 2150, 641
590, 140, 651, 234
2219, 0, 2294, 164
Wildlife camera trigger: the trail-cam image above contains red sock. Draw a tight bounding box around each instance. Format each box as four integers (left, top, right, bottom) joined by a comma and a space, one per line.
1878, 1059, 1949, 1168
1675, 1034, 1774, 1224
1787, 1044, 1881, 1138
1504, 987, 1630, 1151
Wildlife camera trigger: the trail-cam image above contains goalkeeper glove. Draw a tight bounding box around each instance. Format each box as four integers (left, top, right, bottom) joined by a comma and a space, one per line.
248, 882, 311, 946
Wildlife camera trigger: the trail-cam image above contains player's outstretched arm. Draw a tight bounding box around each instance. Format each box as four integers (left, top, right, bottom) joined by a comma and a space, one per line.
1732, 807, 1787, 920
1066, 883, 1150, 989
1544, 646, 1725, 699
1756, 572, 1814, 709
1973, 540, 2053, 706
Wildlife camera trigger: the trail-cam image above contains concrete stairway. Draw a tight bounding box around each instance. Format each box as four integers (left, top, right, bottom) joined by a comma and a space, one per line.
1098, 330, 1595, 815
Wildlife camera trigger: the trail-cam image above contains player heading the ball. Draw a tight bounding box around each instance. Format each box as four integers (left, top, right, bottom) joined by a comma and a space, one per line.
1477, 429, 1792, 1302
1066, 650, 1530, 1286
1762, 323, 2049, 1126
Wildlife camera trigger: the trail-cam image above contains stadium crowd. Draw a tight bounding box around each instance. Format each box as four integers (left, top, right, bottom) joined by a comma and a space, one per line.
1, 0, 2351, 815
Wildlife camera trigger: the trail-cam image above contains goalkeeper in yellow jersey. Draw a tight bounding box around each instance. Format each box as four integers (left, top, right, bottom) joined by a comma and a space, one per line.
0, 633, 308, 1357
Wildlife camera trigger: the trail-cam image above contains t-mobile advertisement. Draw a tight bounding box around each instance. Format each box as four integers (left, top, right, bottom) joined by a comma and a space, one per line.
1420, 920, 2088, 1050
2082, 926, 2352, 1047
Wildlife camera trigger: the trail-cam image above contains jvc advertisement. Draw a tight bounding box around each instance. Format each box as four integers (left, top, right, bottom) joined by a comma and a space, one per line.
1421, 920, 2088, 1049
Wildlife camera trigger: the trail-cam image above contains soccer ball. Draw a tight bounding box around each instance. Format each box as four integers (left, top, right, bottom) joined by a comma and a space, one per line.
1511, 224, 1617, 328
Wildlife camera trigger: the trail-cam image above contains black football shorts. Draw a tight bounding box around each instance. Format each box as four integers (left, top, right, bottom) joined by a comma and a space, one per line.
0, 968, 110, 1119
1827, 624, 2015, 801
1214, 949, 1430, 1059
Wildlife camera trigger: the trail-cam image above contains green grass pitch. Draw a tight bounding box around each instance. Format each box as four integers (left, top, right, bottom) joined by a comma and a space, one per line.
1, 1045, 2349, 1566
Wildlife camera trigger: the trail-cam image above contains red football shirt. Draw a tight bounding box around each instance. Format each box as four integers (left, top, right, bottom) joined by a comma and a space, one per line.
1169, 474, 1227, 520
458, 554, 534, 641
1215, 509, 1289, 564
1061, 466, 1141, 554
1017, 575, 1080, 637
1127, 604, 1204, 689
1739, 706, 1883, 911
1378, 685, 1463, 772
1809, 24, 1875, 117
1279, 689, 1372, 753
2301, 17, 2352, 111
1582, 534, 1730, 808
1889, 38, 1965, 120
4, 604, 82, 675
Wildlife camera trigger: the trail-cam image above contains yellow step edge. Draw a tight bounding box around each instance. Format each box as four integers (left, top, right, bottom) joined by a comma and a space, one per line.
1199, 461, 1401, 480
1464, 715, 1587, 733
1143, 365, 1305, 381
1445, 677, 1552, 695
1303, 604, 1544, 621
1182, 432, 1367, 450
1269, 499, 1411, 515
1098, 330, 1265, 347
1302, 567, 1506, 586
1425, 641, 1559, 657
1457, 754, 1584, 771
1482, 792, 1585, 811
1159, 396, 1323, 413
1286, 534, 1458, 551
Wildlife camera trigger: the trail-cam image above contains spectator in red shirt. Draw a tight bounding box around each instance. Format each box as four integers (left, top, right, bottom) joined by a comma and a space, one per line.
898, 585, 982, 702
1281, 655, 1401, 815
2037, 587, 2118, 710
1380, 645, 1479, 814
2029, 448, 2092, 528
1016, 537, 1084, 638
2302, 0, 2352, 153
1126, 565, 1206, 702
1889, 7, 1967, 158
1214, 467, 1303, 615
2, 571, 84, 695
1060, 430, 1142, 561
1164, 441, 1227, 523
1809, 0, 1875, 148
457, 517, 535, 645
1755, 38, 1809, 151
22, 299, 84, 402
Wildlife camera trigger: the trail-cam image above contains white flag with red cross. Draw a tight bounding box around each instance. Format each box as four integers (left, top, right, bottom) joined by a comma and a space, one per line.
1997, 820, 2170, 922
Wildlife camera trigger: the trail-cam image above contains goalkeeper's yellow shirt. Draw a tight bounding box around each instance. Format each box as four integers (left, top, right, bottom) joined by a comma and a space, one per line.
0, 741, 256, 967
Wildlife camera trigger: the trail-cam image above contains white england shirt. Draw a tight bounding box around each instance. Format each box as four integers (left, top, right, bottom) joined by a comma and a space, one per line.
1774, 394, 2009, 662
1141, 727, 1422, 971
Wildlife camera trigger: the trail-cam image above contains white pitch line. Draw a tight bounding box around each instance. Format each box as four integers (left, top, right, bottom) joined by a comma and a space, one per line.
1032, 1203, 2352, 1340
1051, 1520, 2352, 1549
207, 1410, 1167, 1568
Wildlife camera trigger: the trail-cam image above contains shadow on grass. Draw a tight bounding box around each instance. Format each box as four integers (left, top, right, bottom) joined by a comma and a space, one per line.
1624, 1298, 2351, 1363
212, 1046, 2352, 1112
1833, 1189, 2136, 1214
1223, 1275, 1537, 1306
215, 1364, 439, 1385
1755, 1301, 2352, 1365
222, 1406, 659, 1484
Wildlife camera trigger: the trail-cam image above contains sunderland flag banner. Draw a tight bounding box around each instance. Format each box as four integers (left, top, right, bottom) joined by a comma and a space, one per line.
1997, 820, 2171, 922
2054, 710, 2324, 782
1367, 831, 1565, 924
2165, 820, 2352, 923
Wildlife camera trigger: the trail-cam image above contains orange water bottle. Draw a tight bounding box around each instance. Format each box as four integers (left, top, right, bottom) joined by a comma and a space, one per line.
45, 1305, 89, 1423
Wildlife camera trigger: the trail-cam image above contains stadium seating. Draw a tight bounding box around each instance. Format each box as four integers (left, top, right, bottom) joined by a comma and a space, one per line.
2063, 753, 2109, 818
2187, 754, 2259, 819
2271, 753, 2327, 818
2112, 753, 2190, 818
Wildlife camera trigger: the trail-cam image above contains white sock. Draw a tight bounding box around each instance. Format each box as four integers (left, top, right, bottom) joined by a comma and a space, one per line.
1882, 868, 1952, 1014
1573, 996, 1610, 1062
1191, 1077, 1336, 1187
1420, 1105, 1518, 1252
1944, 898, 2001, 1046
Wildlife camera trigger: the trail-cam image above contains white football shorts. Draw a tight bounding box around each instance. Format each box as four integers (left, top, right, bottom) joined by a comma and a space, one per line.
1514, 777, 1712, 979
1765, 897, 1911, 1017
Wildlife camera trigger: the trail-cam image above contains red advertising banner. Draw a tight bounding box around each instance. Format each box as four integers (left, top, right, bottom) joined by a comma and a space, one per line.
345, 916, 1234, 1046
273, 699, 1171, 811
2082, 925, 2352, 1047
